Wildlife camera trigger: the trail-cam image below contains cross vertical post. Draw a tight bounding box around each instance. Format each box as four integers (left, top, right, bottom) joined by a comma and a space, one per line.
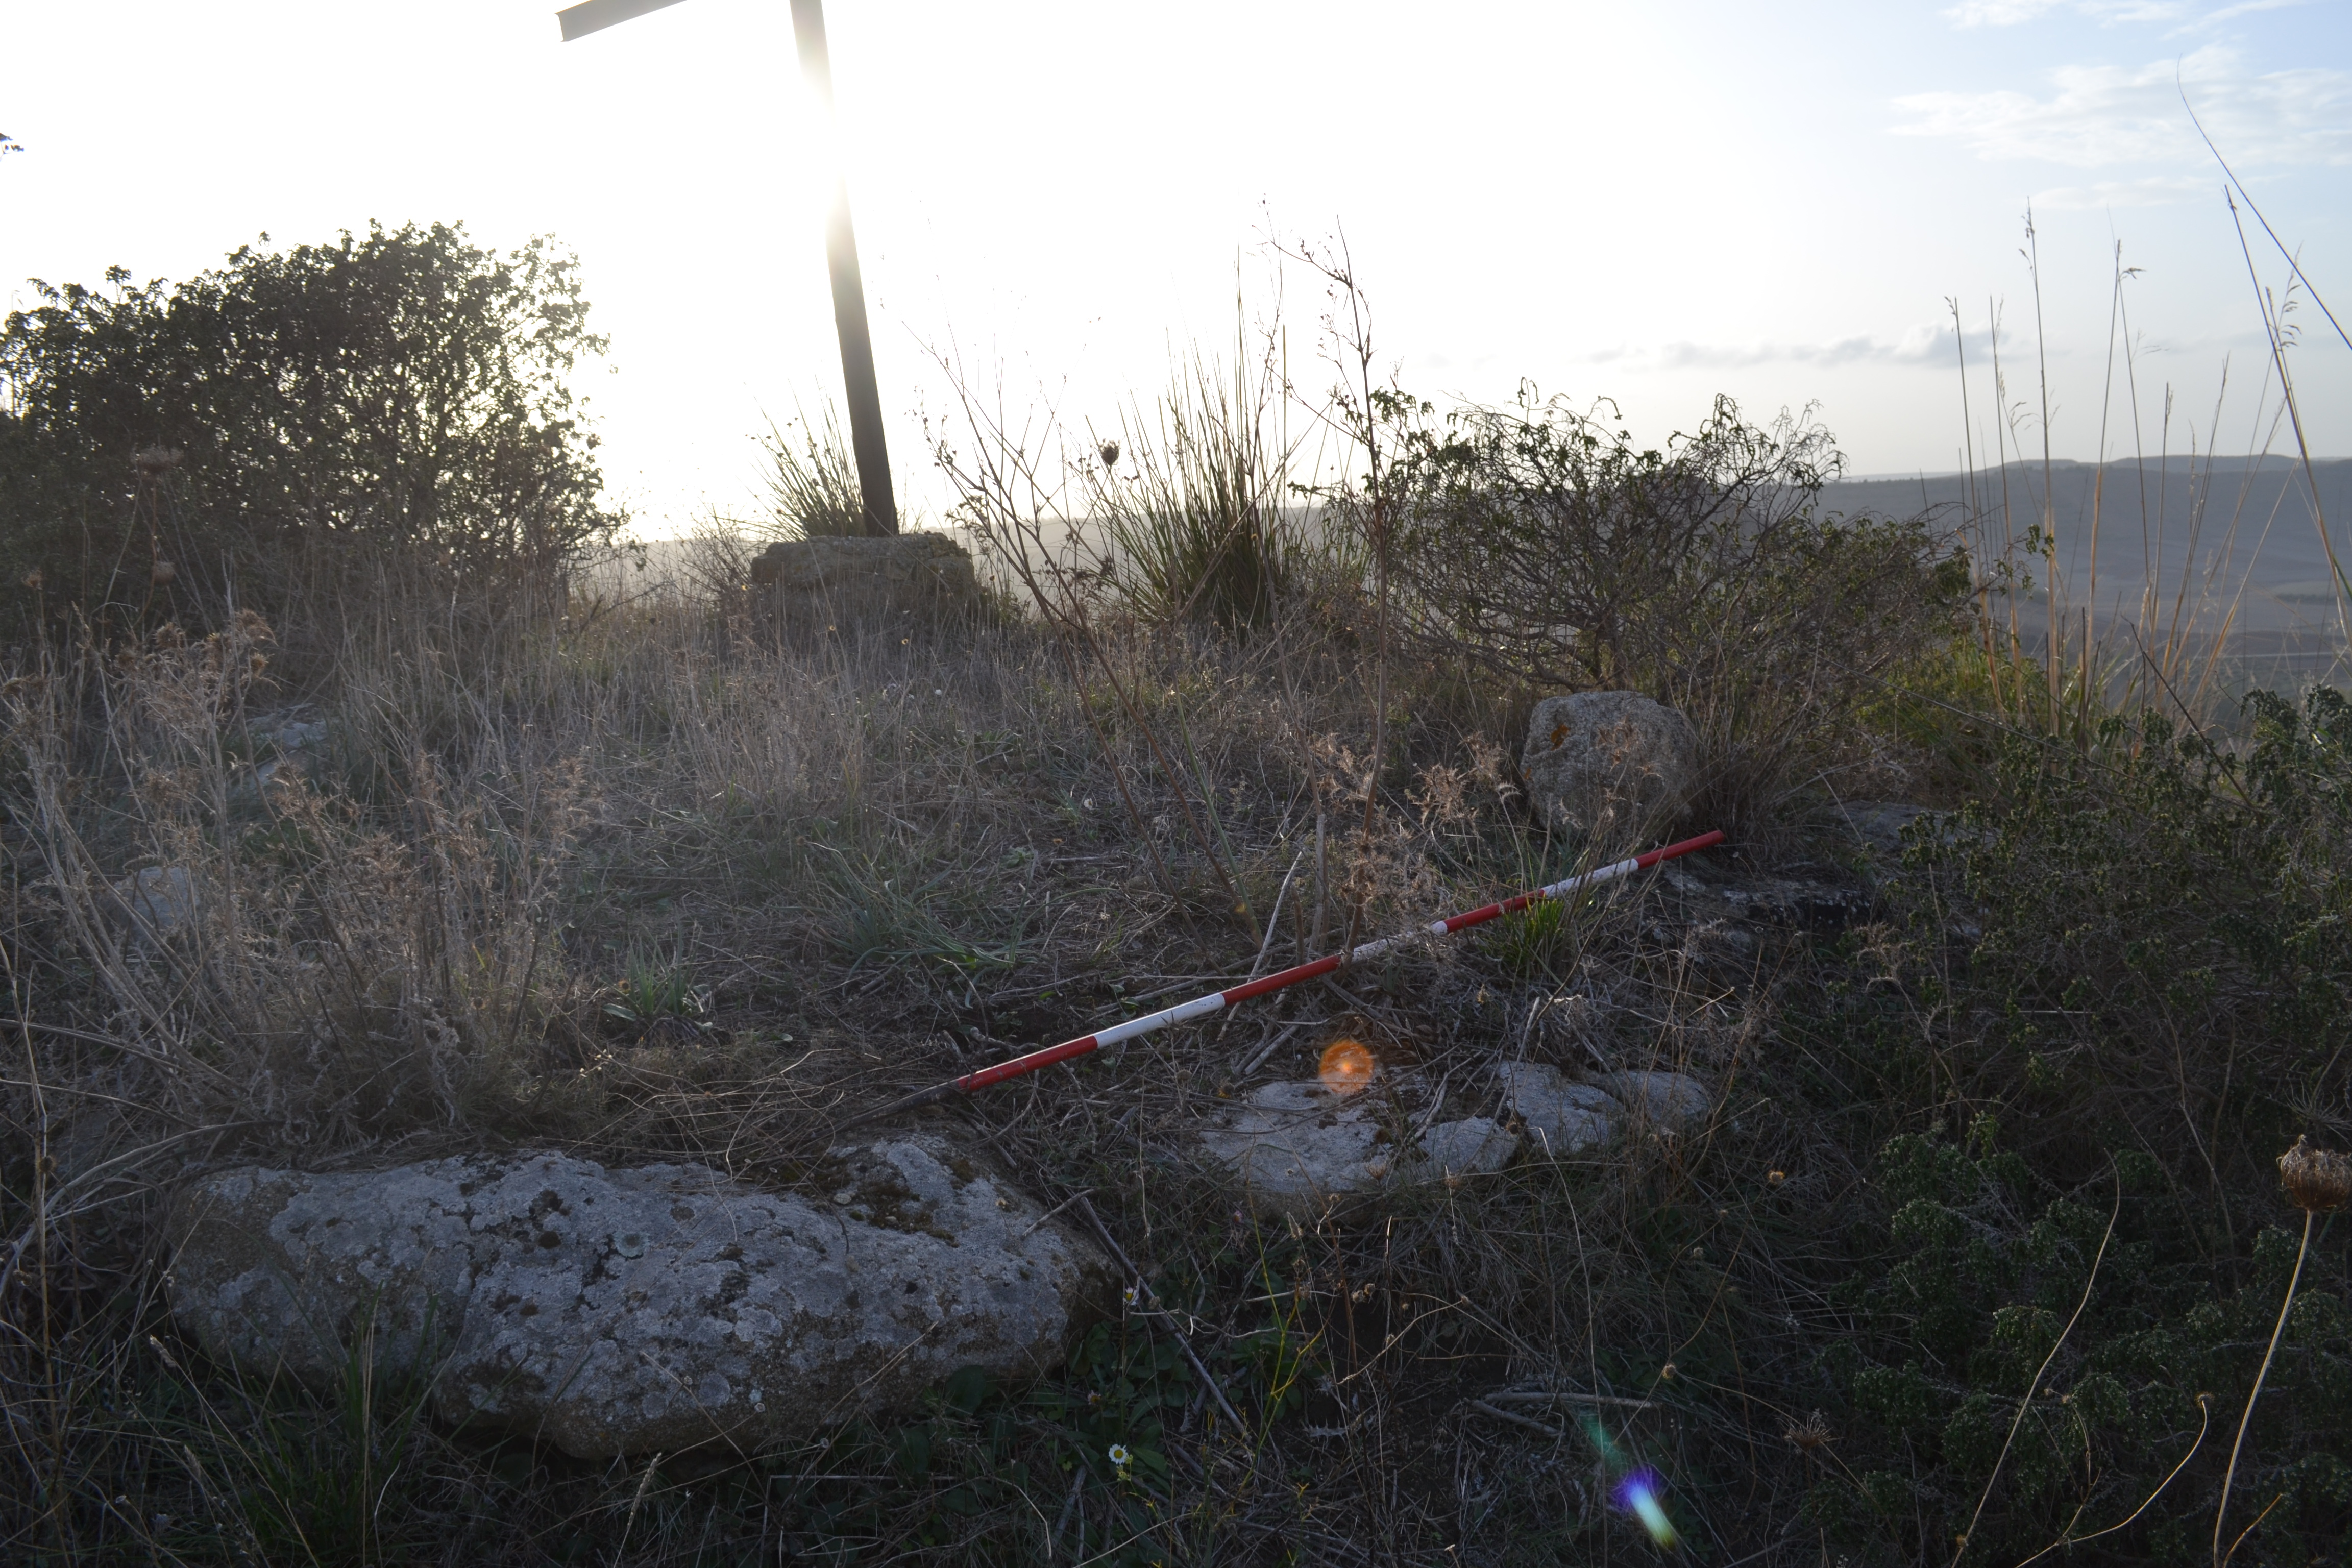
788, 0, 896, 534
557, 0, 898, 534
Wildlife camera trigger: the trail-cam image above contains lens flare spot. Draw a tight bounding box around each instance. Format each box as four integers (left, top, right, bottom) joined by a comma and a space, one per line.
1613, 1471, 1679, 1548
1318, 1039, 1376, 1095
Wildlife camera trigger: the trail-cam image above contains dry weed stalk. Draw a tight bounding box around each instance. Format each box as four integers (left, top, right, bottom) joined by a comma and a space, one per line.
1948, 199, 2343, 744
1950, 1177, 2118, 1566
1, 612, 588, 1167
2213, 1137, 2350, 1566
929, 339, 1300, 934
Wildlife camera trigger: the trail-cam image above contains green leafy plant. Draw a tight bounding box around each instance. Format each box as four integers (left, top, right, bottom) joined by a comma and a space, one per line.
1930, 689, 2352, 1138
602, 944, 709, 1036
1798, 688, 2352, 1564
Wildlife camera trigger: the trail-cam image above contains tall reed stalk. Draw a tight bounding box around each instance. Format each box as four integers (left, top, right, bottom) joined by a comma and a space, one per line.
1947, 205, 2342, 744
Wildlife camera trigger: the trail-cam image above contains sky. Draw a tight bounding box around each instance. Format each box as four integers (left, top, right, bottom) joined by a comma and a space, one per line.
2, 0, 2347, 531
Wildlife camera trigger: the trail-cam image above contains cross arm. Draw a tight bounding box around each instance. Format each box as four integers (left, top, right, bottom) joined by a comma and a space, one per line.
557, 0, 690, 42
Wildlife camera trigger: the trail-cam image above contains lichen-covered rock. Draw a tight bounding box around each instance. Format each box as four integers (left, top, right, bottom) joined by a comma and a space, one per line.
109, 864, 199, 939
1662, 859, 1870, 935
1590, 1070, 1710, 1130
1416, 1116, 1521, 1176
265, 717, 329, 752
165, 1140, 1108, 1458
1520, 692, 1698, 847
1716, 878, 1871, 931
1496, 1063, 1621, 1156
747, 532, 979, 629
1199, 1081, 1391, 1215
1835, 799, 1962, 898
1836, 800, 1942, 863
1199, 1083, 1524, 1211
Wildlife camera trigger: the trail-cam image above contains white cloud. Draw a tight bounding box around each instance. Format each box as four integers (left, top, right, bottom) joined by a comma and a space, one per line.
1582, 324, 1977, 372
1941, 0, 2300, 27
2189, 0, 2311, 26
1892, 44, 2352, 174
1944, 0, 2068, 24
2079, 2, 2198, 19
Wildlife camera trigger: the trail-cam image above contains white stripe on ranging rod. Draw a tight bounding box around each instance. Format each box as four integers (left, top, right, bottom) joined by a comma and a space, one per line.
843, 830, 1727, 1126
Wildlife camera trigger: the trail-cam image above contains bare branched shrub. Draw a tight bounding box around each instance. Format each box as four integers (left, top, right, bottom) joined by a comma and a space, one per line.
675, 510, 761, 603
1380, 387, 1969, 830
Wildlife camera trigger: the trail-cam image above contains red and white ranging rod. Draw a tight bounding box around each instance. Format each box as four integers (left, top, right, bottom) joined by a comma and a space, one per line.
846, 829, 1727, 1126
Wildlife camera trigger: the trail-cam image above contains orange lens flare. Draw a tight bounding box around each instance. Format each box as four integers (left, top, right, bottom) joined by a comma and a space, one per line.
1317, 1039, 1376, 1095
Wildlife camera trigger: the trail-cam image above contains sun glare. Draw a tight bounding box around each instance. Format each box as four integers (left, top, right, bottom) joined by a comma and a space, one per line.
1317, 1039, 1376, 1095
1614, 1470, 1680, 1548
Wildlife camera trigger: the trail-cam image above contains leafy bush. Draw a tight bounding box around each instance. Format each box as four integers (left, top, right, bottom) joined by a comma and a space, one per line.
0, 221, 618, 633
1792, 689, 2352, 1564
1817, 1118, 2352, 1565
1377, 386, 1967, 826
1927, 688, 2352, 1166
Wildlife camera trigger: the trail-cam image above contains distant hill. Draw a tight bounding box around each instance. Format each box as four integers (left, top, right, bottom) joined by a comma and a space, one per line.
1818, 457, 2352, 636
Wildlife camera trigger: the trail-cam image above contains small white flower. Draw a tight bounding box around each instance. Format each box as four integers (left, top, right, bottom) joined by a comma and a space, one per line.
1107, 1443, 1132, 1467
1122, 1286, 1139, 1306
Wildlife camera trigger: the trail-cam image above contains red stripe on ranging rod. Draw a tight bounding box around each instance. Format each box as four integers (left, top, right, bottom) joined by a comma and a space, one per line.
843, 829, 1726, 1127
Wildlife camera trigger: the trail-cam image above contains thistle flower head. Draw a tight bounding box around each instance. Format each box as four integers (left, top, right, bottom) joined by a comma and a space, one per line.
2280, 1136, 2352, 1214
1784, 1410, 1834, 1453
